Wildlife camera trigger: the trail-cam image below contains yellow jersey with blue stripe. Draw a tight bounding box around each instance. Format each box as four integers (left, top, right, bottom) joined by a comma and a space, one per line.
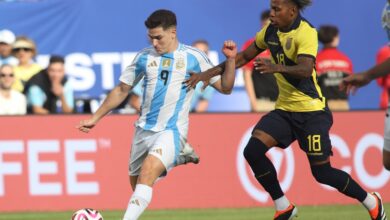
255, 15, 325, 112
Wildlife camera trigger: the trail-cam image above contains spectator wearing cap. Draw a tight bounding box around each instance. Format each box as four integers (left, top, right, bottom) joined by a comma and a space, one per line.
0, 64, 27, 115
0, 29, 18, 66
12, 36, 42, 92
24, 55, 74, 114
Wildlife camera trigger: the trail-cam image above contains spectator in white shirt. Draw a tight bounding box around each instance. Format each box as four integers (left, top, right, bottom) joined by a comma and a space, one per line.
0, 64, 26, 115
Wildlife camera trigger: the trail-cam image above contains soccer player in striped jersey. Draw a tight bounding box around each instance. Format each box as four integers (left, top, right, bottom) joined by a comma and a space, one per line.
77, 9, 237, 220
186, 0, 387, 219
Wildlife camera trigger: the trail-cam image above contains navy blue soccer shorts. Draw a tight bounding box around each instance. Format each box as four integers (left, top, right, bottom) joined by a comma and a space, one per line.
254, 108, 333, 162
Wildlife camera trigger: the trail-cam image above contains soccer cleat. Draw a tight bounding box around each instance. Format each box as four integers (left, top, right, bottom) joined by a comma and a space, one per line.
177, 143, 200, 165
370, 192, 387, 220
273, 204, 298, 220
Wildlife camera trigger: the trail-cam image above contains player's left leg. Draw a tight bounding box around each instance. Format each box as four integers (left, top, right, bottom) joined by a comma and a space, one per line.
244, 110, 298, 220
123, 155, 166, 220
298, 110, 387, 220
244, 131, 298, 220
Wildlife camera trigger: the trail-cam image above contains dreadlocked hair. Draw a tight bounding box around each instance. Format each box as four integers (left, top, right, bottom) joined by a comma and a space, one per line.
290, 0, 312, 11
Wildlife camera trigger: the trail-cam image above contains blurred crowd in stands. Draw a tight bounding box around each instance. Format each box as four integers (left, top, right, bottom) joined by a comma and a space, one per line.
0, 31, 74, 115
1, 6, 389, 115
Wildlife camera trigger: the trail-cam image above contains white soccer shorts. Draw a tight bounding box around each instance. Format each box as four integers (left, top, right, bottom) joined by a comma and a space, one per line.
128, 127, 184, 176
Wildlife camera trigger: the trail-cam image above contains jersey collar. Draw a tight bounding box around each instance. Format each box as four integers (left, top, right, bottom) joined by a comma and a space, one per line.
161, 42, 183, 58
279, 14, 302, 33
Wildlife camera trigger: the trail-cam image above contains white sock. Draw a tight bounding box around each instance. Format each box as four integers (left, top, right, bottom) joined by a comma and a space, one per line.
274, 195, 290, 211
362, 193, 376, 211
123, 184, 153, 220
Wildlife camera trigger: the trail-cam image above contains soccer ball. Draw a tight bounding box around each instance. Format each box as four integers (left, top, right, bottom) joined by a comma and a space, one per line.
71, 208, 103, 220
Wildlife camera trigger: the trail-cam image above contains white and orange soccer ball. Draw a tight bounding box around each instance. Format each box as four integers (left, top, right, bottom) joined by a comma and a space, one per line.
71, 208, 103, 220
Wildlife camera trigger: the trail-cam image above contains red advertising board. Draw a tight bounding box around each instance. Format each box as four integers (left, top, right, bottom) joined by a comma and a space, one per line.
0, 112, 389, 211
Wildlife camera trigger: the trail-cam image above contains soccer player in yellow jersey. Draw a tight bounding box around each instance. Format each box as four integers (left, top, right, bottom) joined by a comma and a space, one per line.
186, 0, 387, 219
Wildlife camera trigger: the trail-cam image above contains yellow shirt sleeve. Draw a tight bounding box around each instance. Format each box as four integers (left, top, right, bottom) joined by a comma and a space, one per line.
296, 25, 318, 58
254, 25, 269, 50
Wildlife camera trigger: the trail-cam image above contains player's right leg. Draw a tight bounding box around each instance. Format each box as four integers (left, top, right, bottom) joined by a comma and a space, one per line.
310, 162, 387, 219
243, 110, 297, 220
300, 110, 387, 220
137, 154, 166, 185
125, 128, 186, 219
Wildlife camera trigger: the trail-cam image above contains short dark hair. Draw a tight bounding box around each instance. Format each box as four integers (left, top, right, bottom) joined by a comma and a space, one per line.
49, 55, 65, 64
318, 25, 339, 45
289, 0, 312, 11
260, 10, 270, 22
144, 9, 177, 30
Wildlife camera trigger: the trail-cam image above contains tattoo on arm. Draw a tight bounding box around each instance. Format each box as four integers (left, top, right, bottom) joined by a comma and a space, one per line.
278, 55, 314, 78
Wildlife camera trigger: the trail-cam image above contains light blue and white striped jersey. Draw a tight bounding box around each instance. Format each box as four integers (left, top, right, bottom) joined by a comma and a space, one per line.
120, 43, 220, 136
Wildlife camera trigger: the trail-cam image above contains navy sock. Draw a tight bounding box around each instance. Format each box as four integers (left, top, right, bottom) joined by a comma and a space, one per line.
310, 162, 367, 202
243, 137, 284, 200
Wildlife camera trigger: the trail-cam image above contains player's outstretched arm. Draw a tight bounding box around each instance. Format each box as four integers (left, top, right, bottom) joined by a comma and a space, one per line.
185, 42, 261, 90
364, 57, 390, 79
76, 82, 131, 133
339, 73, 370, 95
212, 40, 238, 94
340, 58, 390, 94
254, 55, 314, 79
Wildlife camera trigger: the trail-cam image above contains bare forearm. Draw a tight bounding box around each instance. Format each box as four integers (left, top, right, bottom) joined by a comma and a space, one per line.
220, 58, 236, 94
129, 95, 141, 113
92, 86, 129, 122
256, 56, 314, 79
211, 51, 254, 78
366, 58, 390, 80
239, 50, 257, 68
207, 63, 225, 79
60, 95, 73, 113
75, 83, 130, 133
32, 106, 49, 114
272, 63, 313, 79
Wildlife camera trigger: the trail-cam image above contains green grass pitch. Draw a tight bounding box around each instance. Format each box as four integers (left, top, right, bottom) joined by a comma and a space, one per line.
1, 204, 389, 220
